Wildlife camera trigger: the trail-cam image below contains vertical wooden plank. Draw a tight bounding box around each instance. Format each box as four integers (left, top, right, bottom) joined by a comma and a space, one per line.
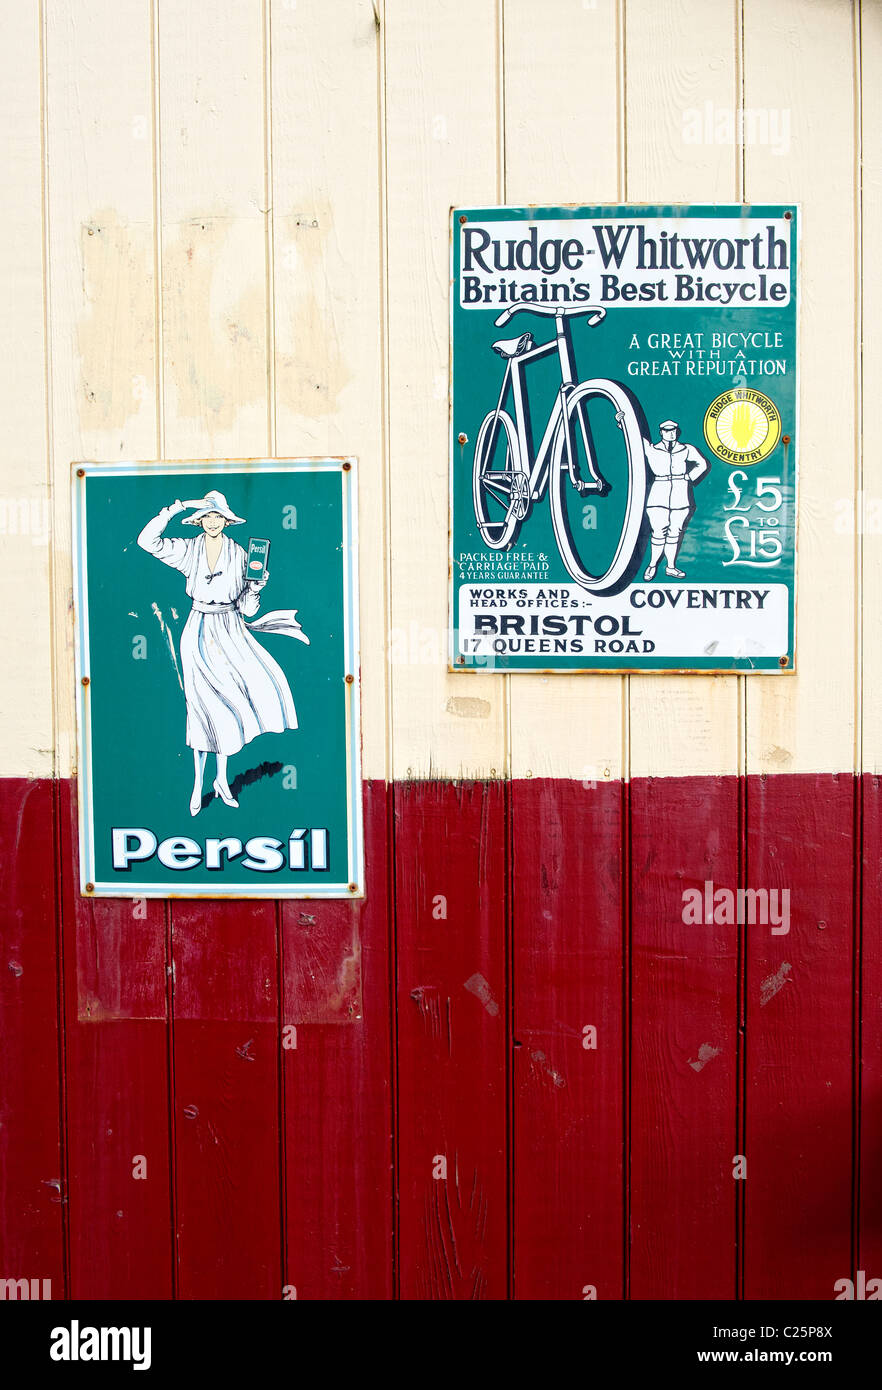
171, 900, 280, 1300
46, 0, 160, 781
510, 778, 625, 1300
270, 0, 387, 784
503, 4, 624, 781
158, 0, 269, 460
395, 780, 508, 1299
859, 0, 882, 1284
629, 775, 739, 1298
385, 0, 509, 1302
0, 781, 66, 1294
624, 0, 742, 770
860, 774, 882, 1280
281, 781, 393, 1300
742, 0, 858, 1299
385, 0, 506, 779
501, 0, 626, 1300
0, 0, 63, 1295
861, 0, 881, 777
0, 0, 52, 782
624, 0, 742, 1299
59, 783, 172, 1299
744, 774, 854, 1298
270, 3, 394, 1298
624, 0, 743, 768
744, 0, 857, 781
158, 0, 281, 1299
44, 0, 173, 1297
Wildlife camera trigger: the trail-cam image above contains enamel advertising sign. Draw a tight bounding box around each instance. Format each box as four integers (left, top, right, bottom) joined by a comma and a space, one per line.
72, 459, 362, 898
450, 204, 798, 672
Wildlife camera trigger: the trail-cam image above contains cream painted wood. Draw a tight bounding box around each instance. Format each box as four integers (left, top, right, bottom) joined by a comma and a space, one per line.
503, 0, 627, 782
45, 0, 159, 779
2, 0, 870, 782
269, 0, 388, 780
158, 0, 268, 460
625, 0, 742, 779
743, 0, 857, 777
0, 3, 52, 777
384, 0, 508, 778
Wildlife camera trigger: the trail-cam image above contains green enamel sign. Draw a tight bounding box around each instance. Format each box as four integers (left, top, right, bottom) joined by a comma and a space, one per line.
450, 204, 798, 673
73, 459, 362, 898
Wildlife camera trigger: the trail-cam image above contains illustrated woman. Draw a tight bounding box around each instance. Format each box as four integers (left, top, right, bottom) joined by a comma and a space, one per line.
137, 491, 308, 815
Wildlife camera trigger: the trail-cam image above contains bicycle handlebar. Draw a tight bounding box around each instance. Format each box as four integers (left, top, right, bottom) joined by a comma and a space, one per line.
494, 301, 606, 328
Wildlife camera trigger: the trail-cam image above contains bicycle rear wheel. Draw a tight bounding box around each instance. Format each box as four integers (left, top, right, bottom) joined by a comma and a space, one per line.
549, 381, 647, 592
472, 408, 529, 550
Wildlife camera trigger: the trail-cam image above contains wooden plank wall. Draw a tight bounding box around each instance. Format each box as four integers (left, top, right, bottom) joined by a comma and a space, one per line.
0, 0, 877, 1301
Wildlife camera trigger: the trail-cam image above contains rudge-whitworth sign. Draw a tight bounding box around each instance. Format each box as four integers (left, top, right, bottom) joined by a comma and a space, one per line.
450, 204, 798, 673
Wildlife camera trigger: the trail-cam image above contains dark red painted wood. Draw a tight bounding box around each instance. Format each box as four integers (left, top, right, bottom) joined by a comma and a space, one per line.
280, 780, 394, 1299
744, 773, 854, 1299
171, 898, 282, 1299
394, 779, 508, 1299
58, 780, 173, 1299
0, 778, 66, 1295
2, 770, 876, 1300
859, 774, 879, 1286
629, 775, 739, 1299
510, 777, 625, 1300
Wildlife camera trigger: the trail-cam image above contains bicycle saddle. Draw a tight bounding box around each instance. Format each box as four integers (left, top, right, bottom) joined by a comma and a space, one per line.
492, 332, 533, 359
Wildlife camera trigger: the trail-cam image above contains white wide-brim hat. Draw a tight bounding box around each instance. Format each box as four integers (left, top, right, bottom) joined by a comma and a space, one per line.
181, 489, 246, 525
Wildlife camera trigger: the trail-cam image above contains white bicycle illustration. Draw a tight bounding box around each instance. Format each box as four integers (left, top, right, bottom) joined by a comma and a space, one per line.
471, 301, 648, 592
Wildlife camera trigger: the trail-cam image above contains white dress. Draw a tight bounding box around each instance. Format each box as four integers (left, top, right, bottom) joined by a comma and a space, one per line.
137, 504, 306, 756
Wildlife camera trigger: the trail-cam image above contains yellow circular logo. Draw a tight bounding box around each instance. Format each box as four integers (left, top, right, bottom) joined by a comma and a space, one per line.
703, 388, 782, 464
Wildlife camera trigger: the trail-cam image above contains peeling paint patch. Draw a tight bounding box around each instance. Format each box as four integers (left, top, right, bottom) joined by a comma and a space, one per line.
688, 1042, 721, 1072
274, 206, 351, 422
766, 744, 793, 765
760, 961, 792, 1006
162, 218, 267, 443
76, 209, 155, 436
530, 1048, 566, 1089
446, 696, 491, 719
464, 972, 499, 1017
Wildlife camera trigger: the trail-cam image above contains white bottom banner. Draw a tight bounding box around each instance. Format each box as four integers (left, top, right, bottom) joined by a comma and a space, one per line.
456, 581, 789, 663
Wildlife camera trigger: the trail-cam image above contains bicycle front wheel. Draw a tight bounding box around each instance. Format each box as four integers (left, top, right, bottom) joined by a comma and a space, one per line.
472, 408, 529, 550
549, 381, 647, 592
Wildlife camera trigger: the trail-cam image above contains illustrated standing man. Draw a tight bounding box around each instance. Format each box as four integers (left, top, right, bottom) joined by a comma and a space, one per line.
618, 417, 710, 579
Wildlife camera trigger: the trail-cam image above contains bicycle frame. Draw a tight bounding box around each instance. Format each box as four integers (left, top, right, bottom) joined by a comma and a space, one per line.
485, 314, 600, 505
